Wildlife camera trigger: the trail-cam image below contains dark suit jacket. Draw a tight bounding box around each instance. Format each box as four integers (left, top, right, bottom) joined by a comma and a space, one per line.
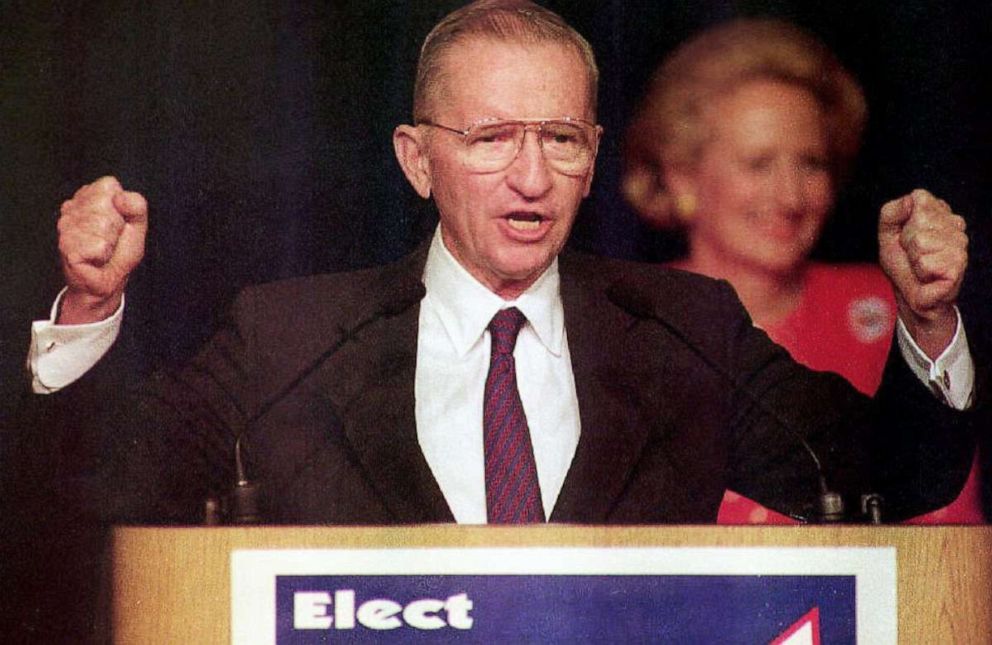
37, 243, 968, 528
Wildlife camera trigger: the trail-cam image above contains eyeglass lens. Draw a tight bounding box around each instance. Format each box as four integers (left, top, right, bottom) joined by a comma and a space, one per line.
462, 121, 594, 175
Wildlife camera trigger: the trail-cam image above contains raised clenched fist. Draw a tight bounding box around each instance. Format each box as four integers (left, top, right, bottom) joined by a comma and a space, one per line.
57, 176, 148, 324
878, 188, 968, 359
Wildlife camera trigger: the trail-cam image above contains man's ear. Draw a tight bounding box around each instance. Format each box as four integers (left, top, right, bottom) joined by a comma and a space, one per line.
393, 125, 432, 199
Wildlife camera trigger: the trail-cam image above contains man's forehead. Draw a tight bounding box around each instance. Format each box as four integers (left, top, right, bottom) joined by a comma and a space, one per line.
440, 34, 582, 68
433, 37, 593, 112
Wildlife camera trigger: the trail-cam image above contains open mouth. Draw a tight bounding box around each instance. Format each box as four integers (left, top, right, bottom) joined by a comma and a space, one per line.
505, 212, 545, 231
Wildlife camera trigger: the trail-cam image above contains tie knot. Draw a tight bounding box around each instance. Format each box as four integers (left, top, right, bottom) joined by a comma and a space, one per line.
489, 307, 526, 355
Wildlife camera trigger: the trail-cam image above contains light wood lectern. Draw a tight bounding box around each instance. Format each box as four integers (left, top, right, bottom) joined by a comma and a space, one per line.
110, 524, 992, 643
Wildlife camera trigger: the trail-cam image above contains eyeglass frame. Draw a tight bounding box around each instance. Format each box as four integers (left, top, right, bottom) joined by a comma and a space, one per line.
417, 116, 602, 176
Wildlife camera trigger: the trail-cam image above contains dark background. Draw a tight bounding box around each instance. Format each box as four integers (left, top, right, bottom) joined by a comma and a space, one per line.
3, 0, 990, 383
1, 2, 989, 639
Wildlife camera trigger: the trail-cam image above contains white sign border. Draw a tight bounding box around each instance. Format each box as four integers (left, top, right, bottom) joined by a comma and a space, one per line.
231, 546, 896, 644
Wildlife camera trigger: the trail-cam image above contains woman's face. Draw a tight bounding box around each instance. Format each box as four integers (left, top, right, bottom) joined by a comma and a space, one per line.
673, 79, 835, 277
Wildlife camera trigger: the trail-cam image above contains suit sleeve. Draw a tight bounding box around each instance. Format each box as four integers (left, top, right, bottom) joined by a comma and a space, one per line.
17, 287, 263, 526
718, 283, 976, 522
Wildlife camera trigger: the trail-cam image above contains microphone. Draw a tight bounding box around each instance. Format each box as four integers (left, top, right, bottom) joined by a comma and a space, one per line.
606, 280, 873, 523
228, 434, 261, 524
216, 277, 427, 524
861, 493, 885, 525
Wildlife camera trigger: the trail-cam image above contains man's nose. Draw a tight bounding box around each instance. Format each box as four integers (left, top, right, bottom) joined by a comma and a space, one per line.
505, 129, 554, 198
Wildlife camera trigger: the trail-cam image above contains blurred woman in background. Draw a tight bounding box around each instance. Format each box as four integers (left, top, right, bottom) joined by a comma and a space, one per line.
623, 18, 982, 524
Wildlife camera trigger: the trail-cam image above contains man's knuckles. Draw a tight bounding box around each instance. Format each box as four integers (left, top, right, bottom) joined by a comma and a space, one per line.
59, 202, 126, 237
908, 188, 942, 208
60, 232, 118, 266
113, 191, 149, 220
900, 219, 967, 251
83, 175, 123, 197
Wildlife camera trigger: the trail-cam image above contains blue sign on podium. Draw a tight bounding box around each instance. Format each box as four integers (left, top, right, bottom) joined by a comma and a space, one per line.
232, 546, 895, 644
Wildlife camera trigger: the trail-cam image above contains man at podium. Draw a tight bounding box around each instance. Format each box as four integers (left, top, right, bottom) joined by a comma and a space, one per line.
26, 1, 976, 529
14, 2, 979, 639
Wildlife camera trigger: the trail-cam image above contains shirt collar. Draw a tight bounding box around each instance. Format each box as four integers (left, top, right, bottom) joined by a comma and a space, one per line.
422, 227, 565, 358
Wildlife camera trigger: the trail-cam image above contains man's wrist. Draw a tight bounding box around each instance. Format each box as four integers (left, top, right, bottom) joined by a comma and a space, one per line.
896, 307, 974, 410
58, 288, 125, 325
895, 300, 957, 361
29, 288, 126, 393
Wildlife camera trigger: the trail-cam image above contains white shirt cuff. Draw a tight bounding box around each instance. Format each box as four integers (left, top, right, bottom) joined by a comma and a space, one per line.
896, 307, 974, 410
28, 288, 124, 394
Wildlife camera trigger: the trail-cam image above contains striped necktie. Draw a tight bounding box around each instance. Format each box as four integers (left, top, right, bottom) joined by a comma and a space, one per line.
483, 307, 545, 523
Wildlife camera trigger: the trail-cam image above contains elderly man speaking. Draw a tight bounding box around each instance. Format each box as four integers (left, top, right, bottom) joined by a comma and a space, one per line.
29, 0, 975, 529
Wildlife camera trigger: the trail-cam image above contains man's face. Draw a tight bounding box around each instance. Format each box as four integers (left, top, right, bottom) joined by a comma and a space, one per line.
418, 38, 598, 299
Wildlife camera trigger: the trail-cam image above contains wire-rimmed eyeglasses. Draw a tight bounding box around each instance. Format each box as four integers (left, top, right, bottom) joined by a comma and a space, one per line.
418, 117, 601, 176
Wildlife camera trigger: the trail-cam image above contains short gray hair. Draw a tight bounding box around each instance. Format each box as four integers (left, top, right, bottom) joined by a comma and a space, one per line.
413, 0, 599, 122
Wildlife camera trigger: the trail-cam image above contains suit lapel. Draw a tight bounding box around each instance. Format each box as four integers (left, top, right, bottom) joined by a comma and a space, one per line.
340, 306, 454, 523
330, 246, 454, 523
320, 249, 673, 524
550, 255, 654, 522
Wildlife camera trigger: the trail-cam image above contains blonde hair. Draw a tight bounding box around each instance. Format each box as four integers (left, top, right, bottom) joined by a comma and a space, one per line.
623, 18, 867, 228
413, 0, 599, 123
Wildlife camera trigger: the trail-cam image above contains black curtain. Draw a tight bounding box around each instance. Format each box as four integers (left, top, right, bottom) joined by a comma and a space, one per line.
3, 0, 990, 372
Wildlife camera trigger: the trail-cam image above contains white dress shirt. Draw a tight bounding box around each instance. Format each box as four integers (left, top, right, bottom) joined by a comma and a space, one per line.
416, 230, 580, 523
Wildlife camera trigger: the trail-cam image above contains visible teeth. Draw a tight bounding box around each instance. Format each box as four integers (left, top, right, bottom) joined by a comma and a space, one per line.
507, 218, 541, 231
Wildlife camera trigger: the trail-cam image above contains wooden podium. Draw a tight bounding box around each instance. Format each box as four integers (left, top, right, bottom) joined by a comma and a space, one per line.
110, 524, 992, 643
